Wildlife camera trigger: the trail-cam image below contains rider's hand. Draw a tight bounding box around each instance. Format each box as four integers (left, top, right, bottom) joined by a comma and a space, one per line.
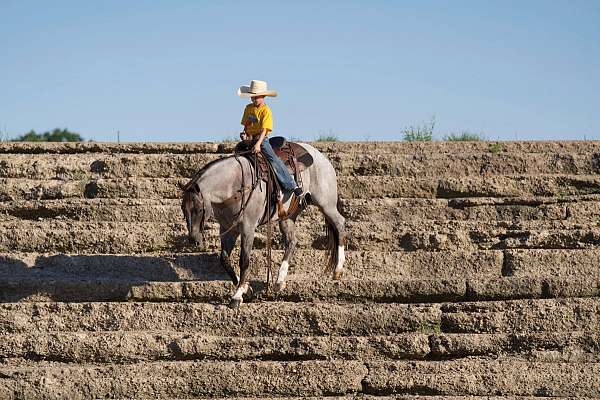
252, 142, 261, 154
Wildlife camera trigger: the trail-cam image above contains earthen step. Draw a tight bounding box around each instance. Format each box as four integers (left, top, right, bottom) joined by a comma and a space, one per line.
3, 174, 600, 201
2, 205, 598, 232
6, 196, 600, 223
0, 298, 598, 335
0, 141, 221, 154
362, 359, 600, 396
0, 153, 216, 179
0, 301, 440, 335
0, 331, 597, 363
441, 297, 600, 333
328, 152, 599, 177
2, 140, 600, 155
8, 248, 600, 283
0, 359, 597, 398
1, 360, 367, 399
0, 250, 502, 282
0, 276, 597, 304
2, 151, 599, 179
504, 248, 600, 277
5, 195, 600, 225
4, 218, 600, 253
128, 276, 600, 304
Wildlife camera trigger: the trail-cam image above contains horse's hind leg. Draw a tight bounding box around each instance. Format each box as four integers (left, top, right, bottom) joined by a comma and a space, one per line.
275, 218, 297, 292
229, 224, 255, 308
219, 227, 239, 286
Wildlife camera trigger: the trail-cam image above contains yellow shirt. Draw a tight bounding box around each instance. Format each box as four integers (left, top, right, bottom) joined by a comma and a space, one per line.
241, 103, 273, 136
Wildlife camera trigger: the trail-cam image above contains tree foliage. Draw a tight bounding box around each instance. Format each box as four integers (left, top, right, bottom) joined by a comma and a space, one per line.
13, 128, 84, 142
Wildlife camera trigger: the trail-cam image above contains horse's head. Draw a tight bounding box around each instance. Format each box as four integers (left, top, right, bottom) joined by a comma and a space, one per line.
180, 181, 207, 247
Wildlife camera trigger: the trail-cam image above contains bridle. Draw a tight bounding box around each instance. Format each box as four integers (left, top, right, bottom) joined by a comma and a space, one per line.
182, 149, 260, 240
182, 184, 207, 243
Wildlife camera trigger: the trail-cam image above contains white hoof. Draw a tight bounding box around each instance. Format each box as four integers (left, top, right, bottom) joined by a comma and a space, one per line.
228, 298, 242, 309
333, 268, 344, 280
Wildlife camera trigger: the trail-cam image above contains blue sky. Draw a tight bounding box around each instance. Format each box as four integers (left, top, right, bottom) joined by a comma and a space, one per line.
1, 0, 599, 142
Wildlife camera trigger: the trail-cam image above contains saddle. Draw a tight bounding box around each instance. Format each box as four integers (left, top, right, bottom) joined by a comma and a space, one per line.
234, 136, 314, 221
234, 136, 313, 182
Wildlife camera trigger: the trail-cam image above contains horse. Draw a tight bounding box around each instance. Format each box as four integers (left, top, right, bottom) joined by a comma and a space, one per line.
180, 140, 346, 308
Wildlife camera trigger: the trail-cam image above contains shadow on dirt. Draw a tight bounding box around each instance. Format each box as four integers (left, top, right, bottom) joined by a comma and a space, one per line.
0, 253, 231, 302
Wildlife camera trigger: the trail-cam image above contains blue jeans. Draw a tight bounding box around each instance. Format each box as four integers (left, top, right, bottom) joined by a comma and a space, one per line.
261, 139, 297, 191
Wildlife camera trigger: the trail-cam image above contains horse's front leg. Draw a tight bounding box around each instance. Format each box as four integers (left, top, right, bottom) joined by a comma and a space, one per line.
275, 218, 297, 292
229, 224, 255, 308
219, 227, 239, 286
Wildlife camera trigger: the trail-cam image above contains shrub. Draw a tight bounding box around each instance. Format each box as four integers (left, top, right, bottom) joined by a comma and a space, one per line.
316, 130, 338, 141
402, 117, 435, 142
316, 135, 338, 142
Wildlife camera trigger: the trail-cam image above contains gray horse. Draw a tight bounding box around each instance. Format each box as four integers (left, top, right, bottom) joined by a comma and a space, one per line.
181, 142, 345, 308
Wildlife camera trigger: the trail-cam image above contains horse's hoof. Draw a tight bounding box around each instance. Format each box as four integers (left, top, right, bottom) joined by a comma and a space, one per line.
274, 281, 286, 292
333, 269, 344, 280
243, 285, 255, 301
228, 298, 242, 309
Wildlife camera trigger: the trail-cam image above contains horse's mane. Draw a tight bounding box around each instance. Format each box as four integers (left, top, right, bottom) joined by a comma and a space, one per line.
182, 154, 237, 192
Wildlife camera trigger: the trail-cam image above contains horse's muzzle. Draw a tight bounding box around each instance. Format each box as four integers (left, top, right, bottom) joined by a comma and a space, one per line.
188, 235, 201, 246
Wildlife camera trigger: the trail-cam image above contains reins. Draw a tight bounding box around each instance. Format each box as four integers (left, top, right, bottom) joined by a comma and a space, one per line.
184, 149, 257, 238
216, 150, 261, 238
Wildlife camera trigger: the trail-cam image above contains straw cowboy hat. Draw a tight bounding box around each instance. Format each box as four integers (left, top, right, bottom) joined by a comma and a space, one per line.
237, 80, 278, 98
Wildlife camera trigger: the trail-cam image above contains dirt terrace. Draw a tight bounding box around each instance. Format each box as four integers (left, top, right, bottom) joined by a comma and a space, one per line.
0, 140, 599, 399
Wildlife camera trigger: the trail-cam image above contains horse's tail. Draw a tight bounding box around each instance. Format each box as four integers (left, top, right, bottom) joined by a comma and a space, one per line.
323, 197, 343, 276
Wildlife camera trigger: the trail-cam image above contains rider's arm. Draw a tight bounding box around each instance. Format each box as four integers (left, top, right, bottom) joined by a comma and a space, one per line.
253, 128, 268, 152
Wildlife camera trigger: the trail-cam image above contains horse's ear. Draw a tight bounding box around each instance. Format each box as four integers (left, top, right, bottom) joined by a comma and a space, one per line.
192, 182, 201, 194
177, 181, 186, 191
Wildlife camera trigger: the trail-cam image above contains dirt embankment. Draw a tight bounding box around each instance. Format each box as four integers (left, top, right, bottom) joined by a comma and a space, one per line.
0, 141, 599, 398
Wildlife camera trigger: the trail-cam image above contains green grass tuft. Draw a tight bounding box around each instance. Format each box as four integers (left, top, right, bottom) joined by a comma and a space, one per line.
417, 321, 442, 333
489, 142, 503, 154
444, 131, 483, 141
